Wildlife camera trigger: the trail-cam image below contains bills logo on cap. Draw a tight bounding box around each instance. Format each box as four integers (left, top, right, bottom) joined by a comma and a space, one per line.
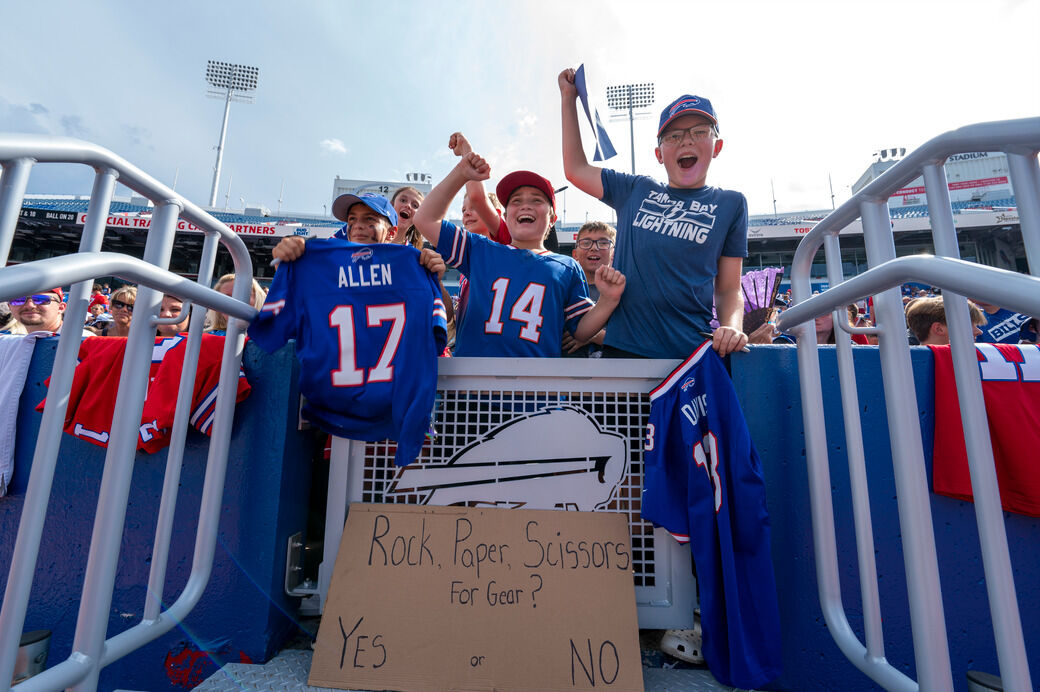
669, 97, 700, 117
351, 247, 374, 263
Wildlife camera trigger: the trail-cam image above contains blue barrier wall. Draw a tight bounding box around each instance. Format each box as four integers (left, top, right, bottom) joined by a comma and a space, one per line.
1, 339, 315, 691
732, 345, 1039, 691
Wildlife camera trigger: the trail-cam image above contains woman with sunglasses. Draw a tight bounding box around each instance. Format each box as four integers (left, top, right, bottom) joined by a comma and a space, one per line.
102, 286, 136, 337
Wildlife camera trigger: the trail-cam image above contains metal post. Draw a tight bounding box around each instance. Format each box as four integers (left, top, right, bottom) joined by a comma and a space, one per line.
628, 86, 635, 175
208, 88, 232, 207
860, 199, 954, 692
0, 158, 33, 266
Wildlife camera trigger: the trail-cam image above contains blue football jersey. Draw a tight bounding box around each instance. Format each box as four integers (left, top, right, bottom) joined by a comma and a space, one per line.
249, 239, 447, 466
642, 341, 781, 689
437, 221, 593, 357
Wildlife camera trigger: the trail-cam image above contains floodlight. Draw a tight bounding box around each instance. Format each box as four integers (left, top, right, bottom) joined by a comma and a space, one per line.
206, 60, 260, 207
606, 82, 655, 174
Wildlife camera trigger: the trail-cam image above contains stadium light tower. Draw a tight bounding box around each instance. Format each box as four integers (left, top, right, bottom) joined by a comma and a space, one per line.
606, 82, 654, 174
205, 60, 259, 207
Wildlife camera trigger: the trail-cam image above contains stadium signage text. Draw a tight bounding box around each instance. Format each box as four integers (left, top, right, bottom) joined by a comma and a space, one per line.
74, 213, 317, 237
893, 176, 1009, 198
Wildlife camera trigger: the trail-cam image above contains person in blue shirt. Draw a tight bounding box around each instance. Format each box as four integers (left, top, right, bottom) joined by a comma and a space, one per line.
411, 150, 626, 358
559, 68, 748, 359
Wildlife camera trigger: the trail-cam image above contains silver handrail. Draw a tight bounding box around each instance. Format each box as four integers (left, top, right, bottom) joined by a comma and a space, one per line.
777, 118, 1040, 692
0, 135, 258, 692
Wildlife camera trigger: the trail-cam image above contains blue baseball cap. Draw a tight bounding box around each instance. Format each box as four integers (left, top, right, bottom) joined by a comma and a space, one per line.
658, 95, 718, 137
331, 192, 398, 227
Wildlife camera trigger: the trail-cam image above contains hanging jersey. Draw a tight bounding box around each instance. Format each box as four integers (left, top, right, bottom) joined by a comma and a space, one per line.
930, 343, 1040, 516
642, 341, 781, 689
437, 220, 593, 357
248, 239, 447, 466
37, 334, 250, 452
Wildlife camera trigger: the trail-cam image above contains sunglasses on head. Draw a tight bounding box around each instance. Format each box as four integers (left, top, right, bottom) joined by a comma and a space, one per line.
10, 294, 58, 307
111, 299, 134, 312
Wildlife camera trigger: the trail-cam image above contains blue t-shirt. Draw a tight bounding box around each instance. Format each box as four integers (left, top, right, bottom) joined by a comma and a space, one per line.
643, 341, 781, 689
976, 307, 1030, 344
248, 239, 447, 466
600, 169, 748, 358
437, 221, 593, 357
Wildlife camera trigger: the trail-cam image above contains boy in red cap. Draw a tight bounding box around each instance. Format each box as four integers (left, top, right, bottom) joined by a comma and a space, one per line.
559, 68, 749, 359
413, 151, 625, 358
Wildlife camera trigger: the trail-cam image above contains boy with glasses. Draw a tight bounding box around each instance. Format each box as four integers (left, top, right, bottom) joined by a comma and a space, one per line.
559, 69, 749, 359
563, 221, 617, 357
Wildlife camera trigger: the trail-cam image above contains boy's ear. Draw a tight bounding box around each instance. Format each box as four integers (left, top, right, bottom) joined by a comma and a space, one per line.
712, 138, 724, 158
654, 147, 664, 164
932, 322, 947, 338
386, 225, 398, 242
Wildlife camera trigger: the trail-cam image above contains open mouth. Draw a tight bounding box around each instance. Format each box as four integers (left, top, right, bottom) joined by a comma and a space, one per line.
398, 209, 412, 220
517, 214, 536, 225
678, 155, 698, 170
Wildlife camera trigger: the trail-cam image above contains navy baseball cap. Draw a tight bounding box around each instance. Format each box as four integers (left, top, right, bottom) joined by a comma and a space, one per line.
658, 95, 718, 136
496, 171, 556, 210
331, 192, 399, 227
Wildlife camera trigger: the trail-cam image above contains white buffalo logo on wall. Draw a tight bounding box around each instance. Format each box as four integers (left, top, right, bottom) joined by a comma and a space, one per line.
386, 406, 627, 510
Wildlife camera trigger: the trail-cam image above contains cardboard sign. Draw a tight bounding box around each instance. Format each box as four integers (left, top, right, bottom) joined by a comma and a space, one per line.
309, 503, 643, 692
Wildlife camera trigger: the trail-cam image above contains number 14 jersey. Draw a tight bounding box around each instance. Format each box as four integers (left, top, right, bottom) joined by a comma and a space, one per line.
249, 239, 448, 466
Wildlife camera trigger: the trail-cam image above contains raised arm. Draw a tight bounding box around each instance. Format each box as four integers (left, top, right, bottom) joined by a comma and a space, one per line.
711, 255, 748, 356
413, 152, 491, 246
449, 132, 503, 238
573, 265, 625, 342
559, 68, 604, 199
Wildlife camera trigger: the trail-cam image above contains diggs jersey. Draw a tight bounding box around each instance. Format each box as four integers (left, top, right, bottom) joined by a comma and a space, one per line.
975, 308, 1030, 344
437, 221, 593, 357
600, 169, 748, 359
930, 343, 1040, 516
642, 341, 781, 689
248, 239, 447, 467
37, 334, 251, 452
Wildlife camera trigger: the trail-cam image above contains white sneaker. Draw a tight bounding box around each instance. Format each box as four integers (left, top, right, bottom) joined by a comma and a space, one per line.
659, 616, 704, 664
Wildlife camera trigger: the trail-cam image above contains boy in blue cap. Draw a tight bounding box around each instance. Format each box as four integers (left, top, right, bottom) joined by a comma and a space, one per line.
559, 68, 748, 359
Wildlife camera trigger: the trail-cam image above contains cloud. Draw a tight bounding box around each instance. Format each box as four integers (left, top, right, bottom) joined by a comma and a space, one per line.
61, 115, 89, 138
514, 107, 538, 137
121, 124, 152, 149
320, 138, 348, 155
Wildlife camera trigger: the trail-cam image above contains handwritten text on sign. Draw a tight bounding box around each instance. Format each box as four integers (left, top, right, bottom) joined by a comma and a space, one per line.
309, 503, 643, 692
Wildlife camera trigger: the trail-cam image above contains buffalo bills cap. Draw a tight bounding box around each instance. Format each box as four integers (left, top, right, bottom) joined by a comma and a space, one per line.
331, 192, 399, 227
495, 171, 556, 210
658, 95, 718, 136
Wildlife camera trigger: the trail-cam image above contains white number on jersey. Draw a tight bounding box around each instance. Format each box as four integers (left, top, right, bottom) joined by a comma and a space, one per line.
976, 343, 1040, 383
484, 279, 547, 342
693, 432, 722, 513
330, 303, 406, 387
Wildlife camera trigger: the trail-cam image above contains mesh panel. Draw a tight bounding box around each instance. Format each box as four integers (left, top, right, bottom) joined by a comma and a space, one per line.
357, 388, 658, 587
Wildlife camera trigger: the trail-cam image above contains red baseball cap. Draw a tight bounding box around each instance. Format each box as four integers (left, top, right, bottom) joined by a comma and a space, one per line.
48, 287, 64, 302
495, 171, 556, 210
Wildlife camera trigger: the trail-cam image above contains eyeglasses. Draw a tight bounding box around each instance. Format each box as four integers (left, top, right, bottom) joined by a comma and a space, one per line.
575, 238, 615, 250
111, 299, 134, 313
659, 126, 716, 146
10, 294, 58, 307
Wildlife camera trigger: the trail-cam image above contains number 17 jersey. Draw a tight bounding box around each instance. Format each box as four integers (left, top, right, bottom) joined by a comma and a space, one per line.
249, 239, 448, 466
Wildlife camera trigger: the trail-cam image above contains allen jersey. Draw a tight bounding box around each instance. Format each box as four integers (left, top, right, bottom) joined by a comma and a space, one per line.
437, 220, 593, 357
930, 343, 1040, 516
642, 341, 781, 689
37, 334, 251, 452
248, 239, 447, 466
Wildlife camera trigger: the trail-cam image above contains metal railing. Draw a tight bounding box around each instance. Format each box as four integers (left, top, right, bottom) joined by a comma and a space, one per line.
0, 135, 260, 692
776, 118, 1040, 691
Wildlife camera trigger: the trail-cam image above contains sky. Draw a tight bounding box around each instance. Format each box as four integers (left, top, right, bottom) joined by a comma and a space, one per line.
1, 0, 1037, 224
